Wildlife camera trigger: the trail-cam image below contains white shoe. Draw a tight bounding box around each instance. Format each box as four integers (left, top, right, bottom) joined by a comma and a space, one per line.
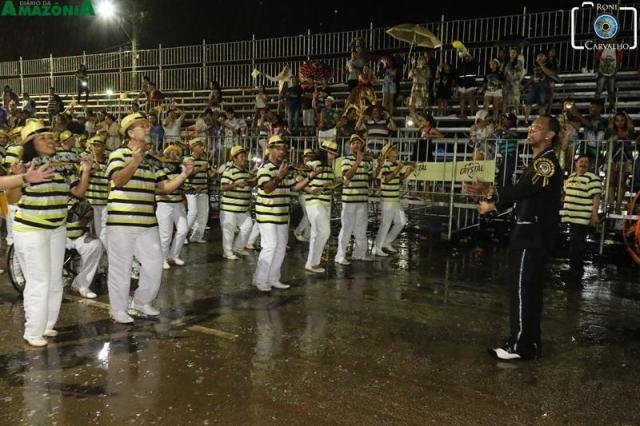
163, 260, 170, 270
353, 255, 375, 262
294, 232, 305, 242
183, 239, 189, 245
43, 329, 59, 337
255, 282, 271, 292
334, 258, 351, 266
128, 302, 160, 317
171, 258, 185, 266
25, 337, 48, 347
383, 245, 398, 253
193, 239, 207, 244
111, 311, 134, 324
235, 249, 250, 257
245, 243, 255, 250
78, 287, 97, 299
305, 266, 325, 273
223, 253, 239, 260
269, 281, 290, 289
372, 248, 388, 257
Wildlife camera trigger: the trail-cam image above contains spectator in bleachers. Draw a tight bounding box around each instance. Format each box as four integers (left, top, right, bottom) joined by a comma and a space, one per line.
219, 108, 248, 162
594, 43, 623, 111
314, 79, 331, 104
7, 101, 20, 128
135, 75, 151, 110
569, 98, 607, 160
435, 62, 454, 116
21, 93, 36, 118
495, 112, 519, 187
503, 47, 525, 115
3, 85, 19, 109
346, 51, 366, 92
0, 104, 9, 129
268, 112, 289, 137
255, 108, 271, 154
208, 80, 223, 110
52, 113, 68, 133
47, 87, 63, 125
408, 56, 430, 112
84, 110, 97, 137
149, 114, 164, 149
344, 65, 377, 117
262, 65, 293, 116
254, 84, 268, 114
75, 64, 90, 104
284, 76, 303, 135
147, 82, 164, 111
104, 114, 120, 151
409, 105, 444, 163
545, 47, 560, 112
337, 105, 360, 138
455, 51, 479, 118
482, 58, 505, 120
195, 108, 213, 142
301, 80, 315, 136
129, 102, 140, 114
356, 104, 398, 156
469, 109, 496, 160
378, 56, 398, 116
523, 52, 558, 123
497, 48, 508, 72
314, 95, 339, 143
607, 112, 637, 209
163, 107, 185, 143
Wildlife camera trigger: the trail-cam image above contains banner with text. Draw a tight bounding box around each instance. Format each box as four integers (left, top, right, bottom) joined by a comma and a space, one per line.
407, 160, 496, 182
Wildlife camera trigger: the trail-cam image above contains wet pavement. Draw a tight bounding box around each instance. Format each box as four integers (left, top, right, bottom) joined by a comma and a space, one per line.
1, 229, 640, 424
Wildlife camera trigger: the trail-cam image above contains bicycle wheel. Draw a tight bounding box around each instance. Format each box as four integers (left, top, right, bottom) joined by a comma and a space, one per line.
6, 244, 26, 294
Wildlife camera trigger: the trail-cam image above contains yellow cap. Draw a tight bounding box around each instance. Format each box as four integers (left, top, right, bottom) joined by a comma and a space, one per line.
267, 135, 286, 147
303, 148, 315, 157
189, 137, 204, 148
230, 145, 246, 158
381, 143, 397, 159
87, 133, 106, 146
58, 129, 73, 143
21, 119, 54, 144
320, 139, 340, 156
0, 128, 8, 138
119, 112, 148, 136
163, 144, 183, 160
349, 133, 365, 144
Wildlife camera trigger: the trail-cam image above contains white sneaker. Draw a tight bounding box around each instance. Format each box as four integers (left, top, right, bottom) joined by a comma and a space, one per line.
78, 287, 97, 299
223, 253, 239, 260
43, 329, 59, 337
234, 249, 250, 257
163, 260, 170, 270
294, 232, 305, 242
24, 337, 48, 347
245, 243, 255, 250
269, 281, 290, 289
334, 258, 351, 266
111, 311, 134, 324
383, 245, 398, 253
353, 255, 375, 262
192, 239, 207, 244
255, 282, 271, 292
372, 248, 388, 257
129, 302, 160, 317
183, 239, 189, 245
172, 258, 185, 266
305, 266, 325, 273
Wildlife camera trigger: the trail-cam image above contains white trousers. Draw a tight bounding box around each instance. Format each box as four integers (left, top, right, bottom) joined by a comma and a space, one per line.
14, 226, 66, 340
220, 210, 253, 256
186, 193, 210, 240
6, 204, 18, 245
248, 221, 260, 245
107, 226, 162, 315
156, 202, 188, 260
336, 202, 368, 261
374, 202, 407, 249
306, 202, 331, 268
253, 223, 288, 285
67, 236, 103, 292
92, 205, 108, 248
295, 195, 310, 238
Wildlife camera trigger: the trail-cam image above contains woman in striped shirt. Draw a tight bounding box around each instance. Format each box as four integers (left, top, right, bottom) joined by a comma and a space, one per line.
7, 119, 92, 347
304, 139, 340, 273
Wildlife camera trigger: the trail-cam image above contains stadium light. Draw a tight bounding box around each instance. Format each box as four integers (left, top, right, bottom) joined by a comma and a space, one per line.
106, 89, 114, 96
96, 0, 117, 19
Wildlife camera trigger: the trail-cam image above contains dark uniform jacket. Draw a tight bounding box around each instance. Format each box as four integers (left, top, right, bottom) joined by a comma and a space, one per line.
495, 147, 562, 252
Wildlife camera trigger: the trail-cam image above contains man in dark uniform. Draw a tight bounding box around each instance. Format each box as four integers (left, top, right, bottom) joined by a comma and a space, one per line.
466, 114, 563, 360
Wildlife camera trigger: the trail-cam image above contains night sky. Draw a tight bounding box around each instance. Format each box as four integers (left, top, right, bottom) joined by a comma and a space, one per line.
1, 0, 581, 62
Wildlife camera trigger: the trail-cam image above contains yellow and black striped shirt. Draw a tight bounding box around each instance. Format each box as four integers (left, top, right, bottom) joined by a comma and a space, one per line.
2, 144, 22, 169
183, 155, 209, 193
305, 159, 335, 205
255, 161, 296, 224
380, 160, 401, 201
220, 164, 252, 213
155, 167, 184, 204
14, 172, 73, 231
560, 171, 601, 226
341, 155, 372, 203
86, 159, 109, 206
106, 148, 162, 227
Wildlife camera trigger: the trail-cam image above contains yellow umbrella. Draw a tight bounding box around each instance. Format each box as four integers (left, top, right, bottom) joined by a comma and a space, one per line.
386, 24, 442, 49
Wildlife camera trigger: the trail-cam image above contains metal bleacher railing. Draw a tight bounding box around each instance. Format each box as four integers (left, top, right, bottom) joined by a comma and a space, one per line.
1, 4, 639, 95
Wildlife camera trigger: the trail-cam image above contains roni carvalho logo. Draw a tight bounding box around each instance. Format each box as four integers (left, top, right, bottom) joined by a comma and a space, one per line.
1, 0, 95, 16
571, 2, 638, 50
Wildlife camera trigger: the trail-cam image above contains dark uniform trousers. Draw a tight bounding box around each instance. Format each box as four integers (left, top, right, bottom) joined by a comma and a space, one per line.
495, 147, 563, 355
568, 223, 590, 275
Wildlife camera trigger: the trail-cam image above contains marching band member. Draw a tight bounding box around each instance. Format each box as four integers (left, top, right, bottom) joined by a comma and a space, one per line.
3, 126, 23, 245
66, 197, 103, 299
372, 143, 412, 256
105, 113, 193, 324
219, 145, 254, 260
8, 119, 92, 347
304, 139, 340, 273
56, 129, 80, 162
253, 135, 320, 292
335, 134, 374, 265
156, 144, 189, 270
85, 133, 109, 246
293, 148, 315, 242
183, 137, 211, 244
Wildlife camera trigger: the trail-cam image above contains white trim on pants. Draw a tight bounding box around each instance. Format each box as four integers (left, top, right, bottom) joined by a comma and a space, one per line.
253, 223, 288, 286
336, 202, 368, 262
14, 226, 66, 340
374, 201, 407, 250
220, 210, 253, 256
156, 202, 188, 261
107, 226, 163, 315
92, 205, 108, 248
67, 235, 103, 292
186, 193, 210, 240
306, 202, 331, 268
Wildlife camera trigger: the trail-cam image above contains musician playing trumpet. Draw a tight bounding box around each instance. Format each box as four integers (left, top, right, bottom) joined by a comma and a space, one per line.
7, 119, 93, 347
85, 133, 109, 247
219, 145, 255, 260
183, 137, 212, 244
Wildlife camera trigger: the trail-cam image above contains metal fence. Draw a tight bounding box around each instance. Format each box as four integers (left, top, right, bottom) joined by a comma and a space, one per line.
2, 3, 639, 96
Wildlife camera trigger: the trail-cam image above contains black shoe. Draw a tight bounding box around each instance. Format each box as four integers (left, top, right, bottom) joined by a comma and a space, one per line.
488, 342, 542, 361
